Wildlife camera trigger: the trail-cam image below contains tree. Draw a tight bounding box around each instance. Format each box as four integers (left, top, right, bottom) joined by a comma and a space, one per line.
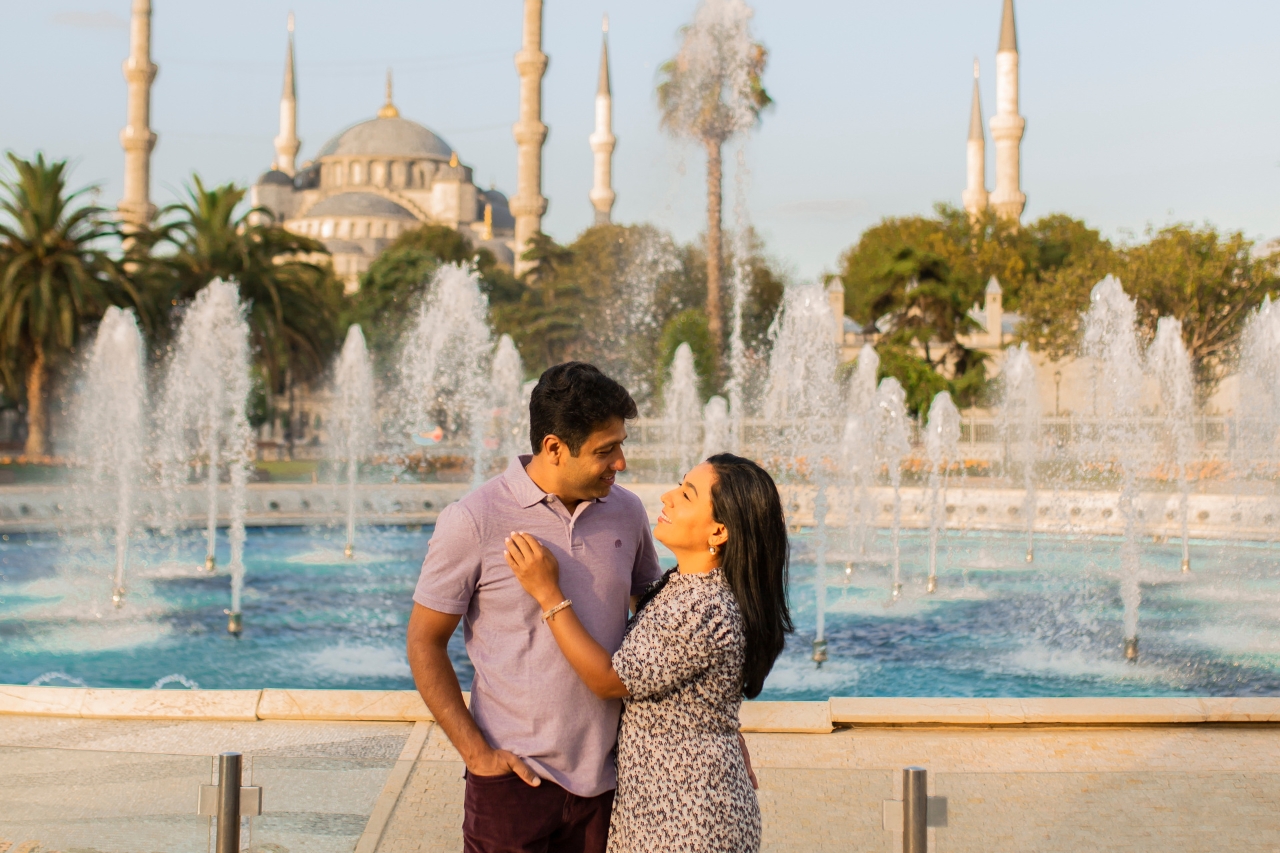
162, 176, 342, 393
658, 1, 771, 374
1016, 224, 1276, 393
344, 224, 492, 366
0, 154, 137, 456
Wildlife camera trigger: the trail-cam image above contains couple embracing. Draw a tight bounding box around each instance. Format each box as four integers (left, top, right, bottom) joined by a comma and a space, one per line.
407, 362, 792, 852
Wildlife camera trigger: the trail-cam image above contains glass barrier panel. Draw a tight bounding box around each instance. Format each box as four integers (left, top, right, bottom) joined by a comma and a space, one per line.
0, 746, 214, 853
933, 770, 1280, 852
245, 753, 403, 853
757, 767, 896, 853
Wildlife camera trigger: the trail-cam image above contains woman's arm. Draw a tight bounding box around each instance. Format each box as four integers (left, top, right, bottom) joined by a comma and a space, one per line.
504, 532, 630, 700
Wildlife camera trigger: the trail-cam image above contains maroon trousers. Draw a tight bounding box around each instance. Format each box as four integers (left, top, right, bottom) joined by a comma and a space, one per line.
462, 771, 614, 853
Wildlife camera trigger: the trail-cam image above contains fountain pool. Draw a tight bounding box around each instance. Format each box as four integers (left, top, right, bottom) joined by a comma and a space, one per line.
3, 524, 1279, 699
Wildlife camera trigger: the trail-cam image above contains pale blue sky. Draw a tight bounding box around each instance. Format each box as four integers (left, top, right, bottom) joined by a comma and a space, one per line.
4, 1, 1279, 278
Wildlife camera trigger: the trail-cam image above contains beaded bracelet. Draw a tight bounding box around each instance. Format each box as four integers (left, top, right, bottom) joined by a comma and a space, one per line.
542, 599, 572, 622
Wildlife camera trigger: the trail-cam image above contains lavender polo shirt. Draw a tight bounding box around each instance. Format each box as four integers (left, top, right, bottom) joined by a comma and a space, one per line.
413, 454, 662, 797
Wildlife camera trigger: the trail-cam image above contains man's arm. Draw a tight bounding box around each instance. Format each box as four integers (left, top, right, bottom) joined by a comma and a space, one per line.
406, 603, 540, 785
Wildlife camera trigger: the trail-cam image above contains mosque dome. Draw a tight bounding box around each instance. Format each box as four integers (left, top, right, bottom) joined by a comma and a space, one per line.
302, 192, 417, 219
315, 116, 454, 161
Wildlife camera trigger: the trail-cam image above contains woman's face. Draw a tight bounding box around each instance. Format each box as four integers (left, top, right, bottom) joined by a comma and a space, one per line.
655, 462, 727, 556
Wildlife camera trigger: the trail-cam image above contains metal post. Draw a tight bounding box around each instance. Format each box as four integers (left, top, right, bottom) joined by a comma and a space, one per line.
217, 751, 242, 853
902, 765, 927, 853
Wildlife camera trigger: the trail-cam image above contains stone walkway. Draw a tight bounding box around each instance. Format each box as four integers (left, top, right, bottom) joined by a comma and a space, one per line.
2, 716, 1278, 852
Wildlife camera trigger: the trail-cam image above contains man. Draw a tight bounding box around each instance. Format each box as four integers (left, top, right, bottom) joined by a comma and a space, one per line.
407, 362, 662, 852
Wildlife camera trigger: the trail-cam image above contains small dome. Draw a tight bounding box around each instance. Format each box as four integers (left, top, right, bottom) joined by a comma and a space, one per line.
302, 192, 417, 219
477, 189, 515, 232
257, 169, 293, 187
315, 116, 454, 161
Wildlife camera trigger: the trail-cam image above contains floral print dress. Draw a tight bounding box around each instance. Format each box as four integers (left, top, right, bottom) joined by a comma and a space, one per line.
608, 568, 760, 853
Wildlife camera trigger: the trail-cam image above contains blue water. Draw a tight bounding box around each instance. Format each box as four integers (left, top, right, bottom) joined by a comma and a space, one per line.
1, 525, 1279, 698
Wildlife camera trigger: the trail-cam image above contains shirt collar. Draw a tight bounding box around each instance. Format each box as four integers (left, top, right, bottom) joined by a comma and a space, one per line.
503, 454, 610, 509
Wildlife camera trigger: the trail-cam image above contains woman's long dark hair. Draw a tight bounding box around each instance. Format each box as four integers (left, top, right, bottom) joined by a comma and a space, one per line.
706, 453, 793, 698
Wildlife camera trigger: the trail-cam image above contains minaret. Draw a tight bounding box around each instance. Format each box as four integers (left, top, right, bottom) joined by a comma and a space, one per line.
119, 0, 158, 230
273, 13, 300, 176
962, 59, 988, 219
588, 15, 616, 226
512, 0, 548, 276
988, 0, 1026, 223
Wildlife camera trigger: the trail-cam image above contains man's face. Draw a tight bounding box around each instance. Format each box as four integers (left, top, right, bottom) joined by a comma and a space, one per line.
559, 418, 628, 502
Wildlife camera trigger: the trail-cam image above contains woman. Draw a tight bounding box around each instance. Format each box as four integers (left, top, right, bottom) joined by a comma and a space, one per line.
503, 453, 792, 852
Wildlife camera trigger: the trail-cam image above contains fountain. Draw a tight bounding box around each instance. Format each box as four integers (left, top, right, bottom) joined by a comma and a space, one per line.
1081, 275, 1147, 662
330, 325, 376, 560
874, 377, 910, 601
1236, 297, 1280, 482
490, 334, 527, 465
1147, 318, 1195, 572
156, 279, 253, 634
73, 308, 146, 608
702, 395, 731, 459
398, 265, 493, 485
842, 345, 880, 563
762, 283, 840, 662
999, 343, 1041, 563
923, 391, 961, 593
664, 343, 703, 478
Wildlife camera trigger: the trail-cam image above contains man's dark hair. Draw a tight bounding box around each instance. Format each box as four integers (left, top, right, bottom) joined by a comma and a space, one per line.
529, 362, 637, 455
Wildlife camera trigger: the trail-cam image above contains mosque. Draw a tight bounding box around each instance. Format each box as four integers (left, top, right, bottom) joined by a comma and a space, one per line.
114, 0, 612, 290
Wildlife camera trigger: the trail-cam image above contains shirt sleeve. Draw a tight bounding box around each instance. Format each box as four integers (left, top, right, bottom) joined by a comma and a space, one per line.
412, 502, 482, 615
630, 516, 664, 596
612, 592, 734, 700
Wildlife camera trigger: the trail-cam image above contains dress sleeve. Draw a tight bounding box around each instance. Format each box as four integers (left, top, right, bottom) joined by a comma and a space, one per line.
412, 503, 482, 615
612, 590, 735, 700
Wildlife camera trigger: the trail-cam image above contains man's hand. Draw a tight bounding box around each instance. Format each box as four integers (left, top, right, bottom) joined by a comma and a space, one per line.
504, 531, 563, 609
467, 746, 542, 786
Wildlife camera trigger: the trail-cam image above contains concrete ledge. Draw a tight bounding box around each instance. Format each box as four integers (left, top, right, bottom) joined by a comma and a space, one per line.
0, 685, 261, 720
828, 697, 1280, 726
5, 687, 1280, 728
740, 701, 833, 733
258, 689, 435, 722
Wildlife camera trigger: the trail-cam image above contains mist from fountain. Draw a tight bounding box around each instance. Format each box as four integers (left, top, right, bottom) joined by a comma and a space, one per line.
664, 343, 703, 478
763, 283, 840, 661
1148, 318, 1195, 572
843, 345, 879, 561
702, 395, 731, 458
999, 344, 1041, 563
330, 325, 376, 559
156, 279, 253, 633
874, 377, 910, 601
490, 334, 527, 467
1081, 275, 1147, 660
1236, 296, 1280, 479
398, 265, 493, 486
924, 391, 961, 594
74, 307, 146, 608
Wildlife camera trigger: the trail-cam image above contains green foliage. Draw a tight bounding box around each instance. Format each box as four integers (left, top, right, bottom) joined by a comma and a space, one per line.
837, 206, 1111, 412
1017, 223, 1277, 392
0, 153, 138, 454
657, 309, 716, 400
159, 176, 343, 391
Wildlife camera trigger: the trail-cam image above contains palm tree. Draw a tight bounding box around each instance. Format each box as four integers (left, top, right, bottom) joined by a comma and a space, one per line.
658, 0, 771, 374
0, 154, 136, 456
163, 176, 342, 396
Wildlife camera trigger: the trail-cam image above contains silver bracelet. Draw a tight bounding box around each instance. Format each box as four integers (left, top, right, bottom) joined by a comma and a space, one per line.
542, 599, 572, 622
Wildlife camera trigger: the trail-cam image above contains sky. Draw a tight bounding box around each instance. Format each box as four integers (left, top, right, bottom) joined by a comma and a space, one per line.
4, 0, 1280, 280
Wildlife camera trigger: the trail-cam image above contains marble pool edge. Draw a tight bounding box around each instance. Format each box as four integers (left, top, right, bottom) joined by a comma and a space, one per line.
3, 685, 1279, 731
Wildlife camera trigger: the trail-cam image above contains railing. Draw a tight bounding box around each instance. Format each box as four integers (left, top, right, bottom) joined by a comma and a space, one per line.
4, 749, 1279, 851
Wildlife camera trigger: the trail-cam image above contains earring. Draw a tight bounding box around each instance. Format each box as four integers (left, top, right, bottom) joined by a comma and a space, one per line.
709, 545, 717, 555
